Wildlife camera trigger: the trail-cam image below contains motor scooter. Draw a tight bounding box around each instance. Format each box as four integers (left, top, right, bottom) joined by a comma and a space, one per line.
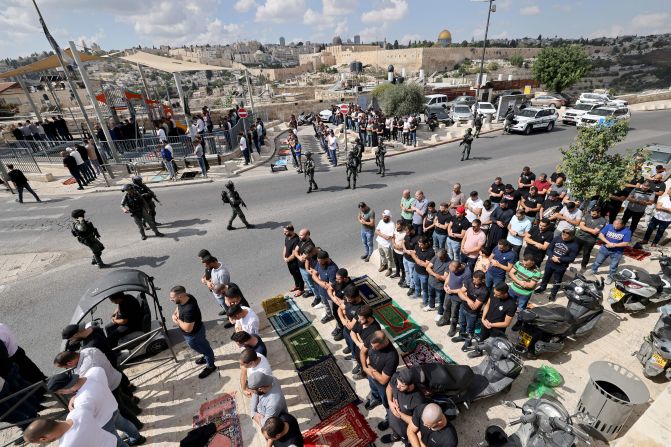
297, 112, 314, 126
634, 303, 671, 380
428, 113, 439, 131
609, 251, 671, 313
516, 271, 604, 357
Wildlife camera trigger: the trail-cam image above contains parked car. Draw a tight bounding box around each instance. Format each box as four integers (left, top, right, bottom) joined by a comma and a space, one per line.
451, 95, 477, 108
642, 144, 671, 181
318, 103, 348, 123
562, 103, 604, 125
508, 107, 559, 135
577, 92, 628, 107
492, 90, 523, 106
476, 101, 497, 118
576, 106, 631, 128
530, 94, 567, 108
425, 104, 452, 124
425, 94, 449, 107
450, 104, 474, 123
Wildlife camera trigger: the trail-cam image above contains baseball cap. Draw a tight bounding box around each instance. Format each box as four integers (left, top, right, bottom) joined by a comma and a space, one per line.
47, 372, 79, 392
247, 372, 273, 389
383, 210, 391, 217
456, 206, 466, 214
398, 368, 420, 385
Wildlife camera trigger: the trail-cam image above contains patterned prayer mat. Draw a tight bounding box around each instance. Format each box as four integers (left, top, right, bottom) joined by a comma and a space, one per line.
268, 296, 311, 337
373, 301, 419, 339
353, 275, 392, 308
282, 325, 330, 370
261, 294, 289, 317
303, 403, 376, 447
298, 355, 360, 420
395, 330, 455, 367
192, 392, 243, 447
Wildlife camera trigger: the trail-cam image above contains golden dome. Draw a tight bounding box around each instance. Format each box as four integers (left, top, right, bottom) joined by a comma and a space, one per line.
438, 29, 452, 40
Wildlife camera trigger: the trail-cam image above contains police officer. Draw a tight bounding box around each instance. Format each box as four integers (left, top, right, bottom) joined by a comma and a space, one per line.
353, 137, 364, 173
131, 175, 161, 225
474, 113, 483, 138
346, 150, 358, 190
459, 128, 474, 161
222, 180, 254, 230
120, 184, 164, 240
304, 151, 318, 194
375, 138, 386, 177
71, 209, 106, 268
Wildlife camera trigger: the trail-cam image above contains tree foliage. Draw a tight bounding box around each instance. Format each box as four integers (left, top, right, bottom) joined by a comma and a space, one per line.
532, 44, 591, 92
559, 120, 640, 202
373, 84, 425, 117
509, 54, 524, 67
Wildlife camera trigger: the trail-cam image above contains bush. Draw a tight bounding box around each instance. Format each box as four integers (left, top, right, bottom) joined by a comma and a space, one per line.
486, 62, 499, 72
509, 55, 524, 67
375, 84, 425, 117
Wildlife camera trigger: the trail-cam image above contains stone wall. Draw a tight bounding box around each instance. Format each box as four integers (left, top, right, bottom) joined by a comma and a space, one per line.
247, 64, 314, 82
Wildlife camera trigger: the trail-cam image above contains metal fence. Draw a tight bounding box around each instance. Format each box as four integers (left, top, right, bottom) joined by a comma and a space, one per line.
0, 147, 41, 173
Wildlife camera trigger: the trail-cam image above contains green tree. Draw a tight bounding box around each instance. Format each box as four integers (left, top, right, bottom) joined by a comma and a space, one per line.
393, 40, 399, 49
559, 120, 640, 202
373, 84, 425, 117
486, 61, 499, 72
532, 44, 591, 92
509, 54, 524, 67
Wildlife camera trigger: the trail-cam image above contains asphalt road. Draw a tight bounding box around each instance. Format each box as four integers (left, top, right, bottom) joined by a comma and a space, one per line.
2, 110, 670, 372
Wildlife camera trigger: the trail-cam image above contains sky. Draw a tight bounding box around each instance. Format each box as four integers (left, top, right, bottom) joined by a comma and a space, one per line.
1, 0, 671, 59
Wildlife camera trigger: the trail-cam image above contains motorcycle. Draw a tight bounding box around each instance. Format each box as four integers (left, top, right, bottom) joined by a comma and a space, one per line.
516, 271, 604, 357
297, 112, 314, 126
634, 303, 671, 380
608, 251, 671, 313
429, 337, 524, 414
427, 113, 439, 131
480, 398, 592, 447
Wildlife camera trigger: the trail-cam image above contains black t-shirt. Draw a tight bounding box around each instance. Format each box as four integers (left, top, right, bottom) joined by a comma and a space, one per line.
178, 295, 203, 335
249, 335, 268, 357
77, 327, 117, 367
228, 282, 250, 308
448, 216, 471, 241
502, 189, 523, 209
485, 296, 517, 323
333, 279, 356, 300
390, 372, 428, 415
344, 300, 365, 321
272, 413, 304, 447
117, 295, 143, 331
414, 246, 435, 276
434, 211, 451, 235
403, 234, 420, 261
298, 238, 315, 256
519, 171, 536, 191
651, 181, 666, 202
353, 320, 382, 347
524, 226, 554, 260
285, 234, 300, 264
523, 194, 541, 218
489, 183, 505, 203
461, 280, 489, 314
7, 169, 28, 186
411, 404, 459, 447
368, 343, 399, 382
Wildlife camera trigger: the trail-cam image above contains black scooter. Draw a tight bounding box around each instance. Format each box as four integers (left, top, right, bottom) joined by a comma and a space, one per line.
609, 251, 671, 313
297, 112, 314, 126
634, 303, 671, 380
428, 113, 439, 131
516, 272, 604, 357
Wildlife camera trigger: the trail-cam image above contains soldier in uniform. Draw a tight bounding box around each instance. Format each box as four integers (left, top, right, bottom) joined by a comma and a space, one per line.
459, 128, 474, 161
346, 150, 358, 190
120, 184, 164, 240
131, 176, 161, 225
375, 138, 386, 177
474, 113, 483, 138
70, 209, 107, 268
353, 137, 364, 173
304, 151, 318, 194
222, 180, 254, 230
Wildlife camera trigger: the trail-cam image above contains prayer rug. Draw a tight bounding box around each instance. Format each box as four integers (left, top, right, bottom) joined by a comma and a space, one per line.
395, 330, 455, 367
261, 294, 289, 316
268, 296, 310, 337
303, 403, 377, 447
282, 325, 330, 370
623, 245, 651, 261
373, 301, 419, 339
192, 392, 243, 447
352, 275, 392, 308
298, 355, 360, 420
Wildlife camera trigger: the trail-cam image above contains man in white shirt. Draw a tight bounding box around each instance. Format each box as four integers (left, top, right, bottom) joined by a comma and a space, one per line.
327, 130, 338, 167
202, 255, 230, 315
239, 131, 250, 165
375, 210, 396, 277
24, 411, 117, 447
239, 348, 273, 397
552, 201, 583, 238
465, 191, 484, 223
228, 304, 259, 335
47, 367, 144, 446
642, 188, 671, 247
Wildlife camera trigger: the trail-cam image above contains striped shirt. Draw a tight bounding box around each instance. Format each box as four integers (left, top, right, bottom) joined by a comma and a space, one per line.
509, 261, 542, 296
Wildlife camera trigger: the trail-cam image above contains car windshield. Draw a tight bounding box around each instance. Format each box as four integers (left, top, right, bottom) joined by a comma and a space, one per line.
649, 151, 671, 164
455, 97, 472, 103
591, 108, 616, 116
572, 104, 594, 111
479, 103, 495, 110
454, 106, 471, 114
516, 109, 538, 117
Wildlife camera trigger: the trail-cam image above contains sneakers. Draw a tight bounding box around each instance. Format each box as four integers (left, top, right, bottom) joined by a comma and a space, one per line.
194, 356, 207, 365
377, 420, 389, 431
320, 314, 334, 324
360, 254, 368, 259
436, 318, 448, 327
406, 288, 415, 296
364, 256, 370, 262
548, 295, 557, 302
451, 334, 466, 343
461, 338, 473, 352
605, 276, 613, 285
467, 350, 483, 359
378, 265, 388, 272
390, 273, 400, 278
314, 302, 325, 309
447, 325, 458, 337
331, 327, 342, 337
311, 298, 321, 307
218, 309, 228, 316
353, 371, 366, 380
434, 314, 442, 322
343, 346, 352, 354
128, 436, 147, 446
381, 433, 402, 444
198, 365, 217, 379
385, 270, 392, 277
422, 306, 435, 312
333, 331, 344, 341
223, 322, 234, 329
534, 285, 547, 294
352, 364, 362, 374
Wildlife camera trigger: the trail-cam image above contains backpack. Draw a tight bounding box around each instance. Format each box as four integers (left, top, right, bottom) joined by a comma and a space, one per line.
160, 147, 173, 161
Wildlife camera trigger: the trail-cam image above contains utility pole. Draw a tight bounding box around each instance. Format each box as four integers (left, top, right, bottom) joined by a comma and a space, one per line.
475, 0, 495, 100
244, 69, 256, 114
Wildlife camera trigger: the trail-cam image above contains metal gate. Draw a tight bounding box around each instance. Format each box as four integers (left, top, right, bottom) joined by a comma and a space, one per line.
0, 148, 42, 174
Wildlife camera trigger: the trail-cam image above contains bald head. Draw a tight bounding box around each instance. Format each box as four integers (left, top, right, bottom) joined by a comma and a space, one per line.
298, 228, 310, 238
24, 418, 61, 443
402, 189, 410, 198
421, 403, 446, 428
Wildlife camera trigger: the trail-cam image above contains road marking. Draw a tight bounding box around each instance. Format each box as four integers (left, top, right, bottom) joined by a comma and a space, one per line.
0, 214, 63, 221
21, 205, 69, 211
0, 228, 44, 232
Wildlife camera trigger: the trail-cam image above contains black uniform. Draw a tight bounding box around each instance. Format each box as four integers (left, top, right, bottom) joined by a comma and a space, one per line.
474, 115, 483, 138
346, 152, 358, 189
121, 190, 162, 239
375, 140, 386, 176
133, 181, 160, 224
353, 140, 364, 172
304, 155, 318, 193
71, 218, 106, 267
221, 184, 252, 230
459, 131, 473, 161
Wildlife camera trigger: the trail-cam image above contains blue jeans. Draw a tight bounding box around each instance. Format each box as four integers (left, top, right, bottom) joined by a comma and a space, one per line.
163, 159, 176, 178
509, 288, 531, 310
644, 217, 671, 244
299, 267, 316, 294
367, 376, 390, 418
361, 229, 374, 257
343, 328, 360, 363
315, 284, 333, 317
101, 411, 132, 447
403, 259, 416, 289
446, 238, 461, 262
485, 271, 505, 290
458, 307, 479, 336
197, 157, 207, 176
328, 149, 337, 166
183, 325, 215, 368
591, 246, 624, 279
410, 130, 416, 146
429, 286, 446, 313
433, 232, 447, 251
413, 272, 429, 303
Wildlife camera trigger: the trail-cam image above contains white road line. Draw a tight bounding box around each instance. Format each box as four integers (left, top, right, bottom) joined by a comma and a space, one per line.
21, 205, 69, 211
0, 228, 44, 232
0, 214, 63, 221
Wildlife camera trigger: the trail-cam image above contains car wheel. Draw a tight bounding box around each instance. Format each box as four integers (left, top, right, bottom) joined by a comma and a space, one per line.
524, 125, 532, 135
546, 121, 554, 132
146, 339, 168, 356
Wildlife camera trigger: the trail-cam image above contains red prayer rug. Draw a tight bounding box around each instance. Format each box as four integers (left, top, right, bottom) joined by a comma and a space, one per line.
303, 403, 376, 447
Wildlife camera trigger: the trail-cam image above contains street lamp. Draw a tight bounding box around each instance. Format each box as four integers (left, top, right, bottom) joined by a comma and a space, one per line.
472, 0, 496, 100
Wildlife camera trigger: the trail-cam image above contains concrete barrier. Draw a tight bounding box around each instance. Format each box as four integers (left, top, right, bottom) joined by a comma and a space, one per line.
430, 134, 441, 143
223, 161, 238, 176
25, 172, 55, 183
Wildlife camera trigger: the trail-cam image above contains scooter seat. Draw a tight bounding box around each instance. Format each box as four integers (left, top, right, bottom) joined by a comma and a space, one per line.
637, 271, 663, 288
523, 305, 567, 321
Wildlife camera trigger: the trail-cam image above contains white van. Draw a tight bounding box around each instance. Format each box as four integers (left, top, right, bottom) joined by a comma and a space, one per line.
425, 94, 449, 107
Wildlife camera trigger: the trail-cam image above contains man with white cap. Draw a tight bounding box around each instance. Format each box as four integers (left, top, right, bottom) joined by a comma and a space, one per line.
375, 210, 396, 277
247, 372, 288, 427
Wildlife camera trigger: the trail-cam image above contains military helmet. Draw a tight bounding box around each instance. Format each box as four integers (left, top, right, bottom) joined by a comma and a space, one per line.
466, 127, 472, 132
132, 175, 143, 185
305, 151, 313, 158
225, 180, 235, 189
122, 184, 134, 192
71, 209, 86, 219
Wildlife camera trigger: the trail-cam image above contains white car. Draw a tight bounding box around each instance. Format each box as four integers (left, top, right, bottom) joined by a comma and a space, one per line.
509, 107, 559, 135
577, 106, 631, 128
475, 101, 496, 118
562, 103, 604, 125
450, 105, 473, 123
577, 92, 628, 107
319, 103, 349, 122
